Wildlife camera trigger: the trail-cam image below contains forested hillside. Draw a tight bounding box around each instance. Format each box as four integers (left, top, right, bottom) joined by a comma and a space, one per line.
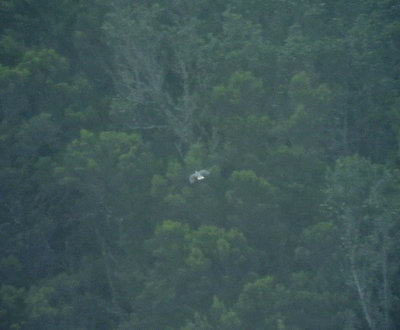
1, 0, 400, 329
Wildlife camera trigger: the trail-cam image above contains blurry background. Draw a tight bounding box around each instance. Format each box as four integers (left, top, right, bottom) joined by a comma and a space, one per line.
1, 0, 399, 329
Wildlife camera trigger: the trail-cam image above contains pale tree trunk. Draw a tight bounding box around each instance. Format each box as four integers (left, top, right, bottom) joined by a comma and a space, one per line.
379, 218, 391, 330
343, 211, 394, 330
348, 245, 374, 329
343, 214, 374, 329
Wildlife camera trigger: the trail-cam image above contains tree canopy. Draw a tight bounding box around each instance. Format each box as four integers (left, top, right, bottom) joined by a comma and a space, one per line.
1, 0, 399, 329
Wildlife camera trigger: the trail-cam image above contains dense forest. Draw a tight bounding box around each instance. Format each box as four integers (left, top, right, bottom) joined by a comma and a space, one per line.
1, 0, 400, 329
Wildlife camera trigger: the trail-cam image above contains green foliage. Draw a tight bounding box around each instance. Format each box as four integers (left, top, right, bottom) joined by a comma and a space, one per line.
212, 71, 263, 114
236, 276, 289, 329
135, 221, 255, 328
0, 285, 25, 330
55, 129, 154, 244
1, 0, 399, 329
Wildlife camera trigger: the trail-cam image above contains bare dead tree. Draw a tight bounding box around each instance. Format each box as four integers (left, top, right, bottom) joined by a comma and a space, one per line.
105, 2, 206, 150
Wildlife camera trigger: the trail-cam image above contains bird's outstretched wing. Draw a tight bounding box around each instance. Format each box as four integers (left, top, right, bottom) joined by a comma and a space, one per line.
198, 169, 210, 176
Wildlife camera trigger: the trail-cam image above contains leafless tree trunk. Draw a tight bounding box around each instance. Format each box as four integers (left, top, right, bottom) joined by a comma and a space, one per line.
341, 195, 395, 329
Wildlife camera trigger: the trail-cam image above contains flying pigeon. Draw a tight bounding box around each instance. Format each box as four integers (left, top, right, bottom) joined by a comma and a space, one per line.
189, 169, 210, 183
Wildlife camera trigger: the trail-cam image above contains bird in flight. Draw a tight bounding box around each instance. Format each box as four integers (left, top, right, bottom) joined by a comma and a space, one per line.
189, 169, 210, 183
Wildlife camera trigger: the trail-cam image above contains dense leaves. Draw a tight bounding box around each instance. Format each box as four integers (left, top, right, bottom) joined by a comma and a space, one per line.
1, 0, 399, 329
